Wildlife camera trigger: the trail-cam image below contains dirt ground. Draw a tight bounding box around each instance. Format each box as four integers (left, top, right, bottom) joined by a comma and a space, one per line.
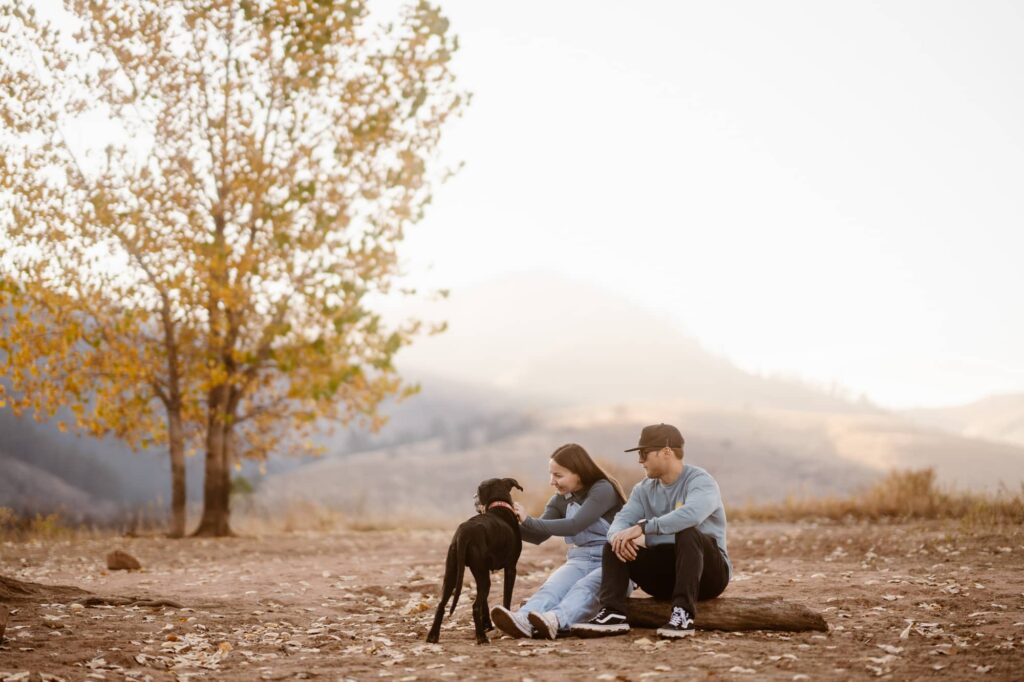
1, 519, 1022, 681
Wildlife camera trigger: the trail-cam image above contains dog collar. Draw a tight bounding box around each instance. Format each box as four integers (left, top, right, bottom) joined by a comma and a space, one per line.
487, 501, 515, 513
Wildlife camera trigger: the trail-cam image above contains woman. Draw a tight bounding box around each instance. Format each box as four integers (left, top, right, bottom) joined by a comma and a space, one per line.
490, 443, 627, 639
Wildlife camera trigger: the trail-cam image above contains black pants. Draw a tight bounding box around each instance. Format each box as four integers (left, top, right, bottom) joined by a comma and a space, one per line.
599, 527, 730, 618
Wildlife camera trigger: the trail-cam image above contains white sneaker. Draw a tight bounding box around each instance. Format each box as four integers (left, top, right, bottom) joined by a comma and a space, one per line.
489, 605, 532, 638
527, 610, 560, 640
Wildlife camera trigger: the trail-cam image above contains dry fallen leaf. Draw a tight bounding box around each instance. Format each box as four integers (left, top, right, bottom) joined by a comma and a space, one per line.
899, 620, 914, 640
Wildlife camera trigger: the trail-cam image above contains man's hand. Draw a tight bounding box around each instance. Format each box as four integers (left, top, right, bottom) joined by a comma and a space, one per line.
610, 524, 644, 562
512, 502, 527, 523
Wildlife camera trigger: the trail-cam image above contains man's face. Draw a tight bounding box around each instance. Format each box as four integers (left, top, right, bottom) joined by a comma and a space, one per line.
638, 446, 670, 478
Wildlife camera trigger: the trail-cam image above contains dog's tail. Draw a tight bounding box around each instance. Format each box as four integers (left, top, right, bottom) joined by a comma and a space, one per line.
449, 536, 468, 616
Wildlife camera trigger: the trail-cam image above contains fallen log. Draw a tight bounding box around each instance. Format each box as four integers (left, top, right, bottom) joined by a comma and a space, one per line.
0, 575, 88, 602
1, 575, 182, 610
75, 595, 184, 609
627, 596, 828, 632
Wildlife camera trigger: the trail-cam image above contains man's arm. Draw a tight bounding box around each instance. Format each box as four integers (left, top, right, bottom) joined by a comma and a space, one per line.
606, 483, 646, 540
645, 473, 721, 535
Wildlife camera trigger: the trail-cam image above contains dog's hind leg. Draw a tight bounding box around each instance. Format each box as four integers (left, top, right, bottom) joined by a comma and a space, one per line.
503, 564, 516, 610
469, 564, 491, 644
426, 543, 458, 643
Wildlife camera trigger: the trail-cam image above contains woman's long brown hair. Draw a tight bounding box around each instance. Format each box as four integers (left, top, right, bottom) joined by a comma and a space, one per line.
550, 443, 627, 505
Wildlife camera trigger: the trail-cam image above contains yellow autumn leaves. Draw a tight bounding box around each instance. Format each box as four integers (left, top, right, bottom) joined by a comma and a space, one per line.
0, 0, 465, 535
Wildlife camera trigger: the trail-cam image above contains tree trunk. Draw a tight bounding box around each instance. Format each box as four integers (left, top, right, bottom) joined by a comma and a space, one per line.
192, 395, 233, 537
167, 410, 186, 538
626, 596, 828, 632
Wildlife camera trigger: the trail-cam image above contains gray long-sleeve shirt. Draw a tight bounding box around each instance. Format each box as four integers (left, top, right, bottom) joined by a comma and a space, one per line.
520, 479, 622, 546
607, 464, 731, 577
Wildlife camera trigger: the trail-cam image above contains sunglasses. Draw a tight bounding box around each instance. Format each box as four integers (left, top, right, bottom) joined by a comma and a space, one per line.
637, 447, 662, 463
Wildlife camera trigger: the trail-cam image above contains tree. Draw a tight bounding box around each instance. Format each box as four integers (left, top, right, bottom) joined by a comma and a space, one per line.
0, 0, 464, 536
0, 281, 202, 537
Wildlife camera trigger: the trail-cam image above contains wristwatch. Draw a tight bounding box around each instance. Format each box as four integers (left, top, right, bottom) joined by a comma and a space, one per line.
636, 518, 647, 532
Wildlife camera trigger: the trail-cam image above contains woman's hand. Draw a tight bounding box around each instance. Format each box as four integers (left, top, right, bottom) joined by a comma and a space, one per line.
513, 501, 527, 523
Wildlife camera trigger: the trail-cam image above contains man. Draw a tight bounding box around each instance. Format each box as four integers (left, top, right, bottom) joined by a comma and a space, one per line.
570, 423, 731, 638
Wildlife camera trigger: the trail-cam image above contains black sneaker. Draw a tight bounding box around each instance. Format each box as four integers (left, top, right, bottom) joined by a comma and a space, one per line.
656, 606, 695, 638
568, 607, 630, 638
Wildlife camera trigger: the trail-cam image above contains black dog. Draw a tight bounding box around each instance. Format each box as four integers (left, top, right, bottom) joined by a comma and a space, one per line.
426, 477, 523, 644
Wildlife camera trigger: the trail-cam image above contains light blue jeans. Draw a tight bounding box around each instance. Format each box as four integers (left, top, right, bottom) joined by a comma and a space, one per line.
519, 546, 604, 630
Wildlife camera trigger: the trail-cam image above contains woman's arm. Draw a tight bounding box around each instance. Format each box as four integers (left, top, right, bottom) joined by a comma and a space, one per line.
521, 480, 618, 538
519, 494, 562, 544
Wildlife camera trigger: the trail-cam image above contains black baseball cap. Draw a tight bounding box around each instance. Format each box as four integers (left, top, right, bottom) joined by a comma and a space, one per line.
624, 423, 684, 452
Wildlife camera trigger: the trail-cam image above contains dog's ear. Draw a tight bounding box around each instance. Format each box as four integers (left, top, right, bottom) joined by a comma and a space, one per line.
503, 478, 523, 492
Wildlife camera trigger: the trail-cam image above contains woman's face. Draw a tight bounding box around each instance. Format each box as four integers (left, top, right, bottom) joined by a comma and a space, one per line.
549, 459, 583, 495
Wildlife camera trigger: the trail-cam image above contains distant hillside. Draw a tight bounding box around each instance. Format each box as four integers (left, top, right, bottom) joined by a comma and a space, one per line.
0, 373, 531, 519
903, 393, 1024, 448
398, 272, 875, 412
8, 274, 1019, 522
0, 405, 201, 521
257, 401, 1024, 523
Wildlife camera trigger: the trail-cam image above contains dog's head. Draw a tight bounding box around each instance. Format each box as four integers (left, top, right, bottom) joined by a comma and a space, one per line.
474, 477, 523, 511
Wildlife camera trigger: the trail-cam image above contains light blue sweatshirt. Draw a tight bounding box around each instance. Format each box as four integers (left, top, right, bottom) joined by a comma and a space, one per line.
607, 464, 731, 577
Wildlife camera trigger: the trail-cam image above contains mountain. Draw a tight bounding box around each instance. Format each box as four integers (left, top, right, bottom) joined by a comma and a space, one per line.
6, 273, 1022, 522
903, 393, 1024, 448
397, 272, 873, 412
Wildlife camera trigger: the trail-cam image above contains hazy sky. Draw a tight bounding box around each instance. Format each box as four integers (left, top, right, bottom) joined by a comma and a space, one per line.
28, 1, 1024, 409
387, 0, 1024, 409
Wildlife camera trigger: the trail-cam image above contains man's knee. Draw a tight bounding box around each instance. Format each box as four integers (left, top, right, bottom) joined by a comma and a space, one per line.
674, 527, 703, 549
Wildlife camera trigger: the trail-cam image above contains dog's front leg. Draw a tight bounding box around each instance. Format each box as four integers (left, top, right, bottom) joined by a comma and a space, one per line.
503, 564, 516, 610
470, 565, 491, 644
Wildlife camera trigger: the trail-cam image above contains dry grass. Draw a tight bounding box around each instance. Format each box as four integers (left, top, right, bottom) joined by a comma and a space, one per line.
0, 502, 448, 540
0, 506, 72, 541
730, 468, 1024, 525
233, 498, 450, 534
